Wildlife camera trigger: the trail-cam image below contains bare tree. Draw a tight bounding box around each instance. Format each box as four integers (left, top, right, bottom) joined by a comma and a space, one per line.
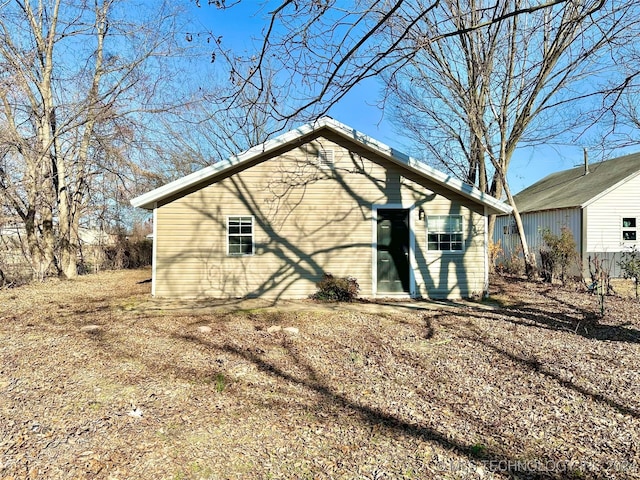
381, 0, 640, 275
0, 0, 187, 278
206, 0, 574, 124
157, 65, 286, 182
202, 0, 640, 276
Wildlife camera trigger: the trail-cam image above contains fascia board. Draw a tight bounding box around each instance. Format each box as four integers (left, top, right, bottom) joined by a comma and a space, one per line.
323, 117, 512, 214
131, 116, 512, 215
580, 170, 640, 209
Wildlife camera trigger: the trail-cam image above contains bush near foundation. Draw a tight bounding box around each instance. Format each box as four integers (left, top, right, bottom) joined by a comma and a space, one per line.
312, 273, 360, 302
539, 226, 577, 283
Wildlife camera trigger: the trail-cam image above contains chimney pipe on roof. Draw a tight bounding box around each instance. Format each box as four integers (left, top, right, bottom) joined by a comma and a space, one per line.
584, 148, 589, 175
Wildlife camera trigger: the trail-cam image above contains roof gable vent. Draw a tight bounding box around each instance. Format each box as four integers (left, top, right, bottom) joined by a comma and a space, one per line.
317, 149, 334, 169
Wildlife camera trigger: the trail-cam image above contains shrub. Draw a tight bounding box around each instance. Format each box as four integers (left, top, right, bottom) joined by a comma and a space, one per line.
618, 246, 640, 299
588, 253, 615, 317
488, 240, 503, 273
312, 273, 360, 302
495, 247, 525, 276
539, 226, 577, 283
84, 237, 152, 272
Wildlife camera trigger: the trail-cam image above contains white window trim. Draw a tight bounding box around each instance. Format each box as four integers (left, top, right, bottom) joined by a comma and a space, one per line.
426, 214, 465, 253
503, 221, 517, 235
227, 215, 255, 256
483, 207, 489, 296
622, 216, 638, 243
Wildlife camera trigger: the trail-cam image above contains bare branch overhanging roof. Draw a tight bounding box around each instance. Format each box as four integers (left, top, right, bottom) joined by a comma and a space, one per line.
512, 152, 640, 214
131, 116, 512, 215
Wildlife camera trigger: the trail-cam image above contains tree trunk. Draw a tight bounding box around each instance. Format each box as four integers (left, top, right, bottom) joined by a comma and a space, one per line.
24, 210, 45, 281
504, 185, 536, 278
42, 201, 58, 277
487, 214, 497, 246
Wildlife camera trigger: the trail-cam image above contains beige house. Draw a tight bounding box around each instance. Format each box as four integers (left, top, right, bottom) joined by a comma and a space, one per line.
131, 117, 511, 300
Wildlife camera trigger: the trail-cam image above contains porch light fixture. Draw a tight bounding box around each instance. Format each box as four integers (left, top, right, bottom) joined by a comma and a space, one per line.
418, 207, 425, 221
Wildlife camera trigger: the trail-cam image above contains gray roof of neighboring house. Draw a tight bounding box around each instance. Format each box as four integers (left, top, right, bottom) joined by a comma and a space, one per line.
131, 117, 512, 215
513, 152, 640, 214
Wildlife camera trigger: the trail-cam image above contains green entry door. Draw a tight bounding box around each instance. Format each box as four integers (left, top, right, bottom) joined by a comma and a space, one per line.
376, 208, 410, 293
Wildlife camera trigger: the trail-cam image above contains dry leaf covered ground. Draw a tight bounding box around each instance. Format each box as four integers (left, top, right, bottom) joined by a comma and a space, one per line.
0, 269, 639, 480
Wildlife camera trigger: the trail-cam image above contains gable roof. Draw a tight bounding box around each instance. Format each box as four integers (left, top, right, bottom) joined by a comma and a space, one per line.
513, 152, 640, 214
131, 116, 511, 215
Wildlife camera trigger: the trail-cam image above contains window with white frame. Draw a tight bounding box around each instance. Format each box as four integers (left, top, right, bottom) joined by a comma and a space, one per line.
622, 217, 637, 242
427, 215, 464, 251
227, 216, 254, 255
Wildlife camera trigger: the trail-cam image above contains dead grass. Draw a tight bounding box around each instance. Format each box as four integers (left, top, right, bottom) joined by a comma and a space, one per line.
1, 269, 639, 479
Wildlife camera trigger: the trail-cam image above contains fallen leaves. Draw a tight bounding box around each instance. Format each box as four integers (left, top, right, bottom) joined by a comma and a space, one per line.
0, 270, 639, 478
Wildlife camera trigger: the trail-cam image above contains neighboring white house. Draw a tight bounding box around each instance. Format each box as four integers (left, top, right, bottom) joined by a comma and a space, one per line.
494, 153, 640, 277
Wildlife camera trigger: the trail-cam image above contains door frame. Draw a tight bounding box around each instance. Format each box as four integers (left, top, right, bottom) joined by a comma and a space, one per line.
372, 203, 417, 298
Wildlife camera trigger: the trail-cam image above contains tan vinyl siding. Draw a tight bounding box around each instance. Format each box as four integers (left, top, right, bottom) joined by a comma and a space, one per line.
154, 132, 487, 299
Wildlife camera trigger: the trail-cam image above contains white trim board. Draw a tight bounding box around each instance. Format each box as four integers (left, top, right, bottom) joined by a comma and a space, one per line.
131, 117, 511, 216
151, 203, 158, 297
371, 204, 417, 298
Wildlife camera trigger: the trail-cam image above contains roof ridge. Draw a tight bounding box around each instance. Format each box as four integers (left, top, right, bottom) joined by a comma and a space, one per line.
512, 150, 640, 213
131, 118, 511, 214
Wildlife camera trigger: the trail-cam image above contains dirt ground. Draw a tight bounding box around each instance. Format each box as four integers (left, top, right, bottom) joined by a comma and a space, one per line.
0, 269, 639, 479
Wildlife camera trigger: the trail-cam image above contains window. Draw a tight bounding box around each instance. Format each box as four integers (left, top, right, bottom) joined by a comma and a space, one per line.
427, 215, 463, 251
227, 216, 253, 255
503, 222, 517, 235
622, 217, 637, 242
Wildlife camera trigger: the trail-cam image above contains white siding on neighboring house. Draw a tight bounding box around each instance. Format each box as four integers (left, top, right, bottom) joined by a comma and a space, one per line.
494, 208, 582, 262
584, 174, 640, 252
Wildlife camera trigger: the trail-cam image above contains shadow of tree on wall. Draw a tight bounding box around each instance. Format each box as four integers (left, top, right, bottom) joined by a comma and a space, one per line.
156, 129, 486, 300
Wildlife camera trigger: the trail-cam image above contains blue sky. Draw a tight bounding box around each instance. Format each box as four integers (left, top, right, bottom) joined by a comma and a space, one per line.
326, 80, 588, 194
187, 2, 635, 195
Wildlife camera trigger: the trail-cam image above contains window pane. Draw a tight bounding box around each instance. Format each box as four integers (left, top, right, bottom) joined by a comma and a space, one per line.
228, 237, 241, 254
428, 216, 445, 231
623, 218, 636, 228
450, 216, 462, 232
427, 215, 464, 251
240, 237, 252, 254
623, 231, 637, 241
428, 215, 462, 232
